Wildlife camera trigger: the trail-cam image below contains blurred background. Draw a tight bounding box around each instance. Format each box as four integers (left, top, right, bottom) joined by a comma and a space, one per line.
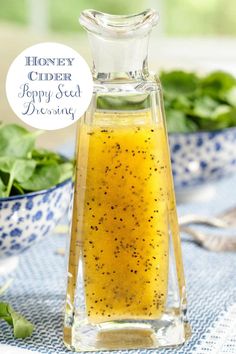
0, 0, 236, 148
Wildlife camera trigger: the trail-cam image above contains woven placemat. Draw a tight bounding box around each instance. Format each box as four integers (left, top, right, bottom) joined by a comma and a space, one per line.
0, 230, 236, 354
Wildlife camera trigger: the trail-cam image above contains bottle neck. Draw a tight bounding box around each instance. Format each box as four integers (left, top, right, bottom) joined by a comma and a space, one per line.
88, 33, 150, 80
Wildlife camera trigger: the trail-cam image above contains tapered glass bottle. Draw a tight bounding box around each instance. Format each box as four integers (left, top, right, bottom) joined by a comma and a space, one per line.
64, 9, 190, 352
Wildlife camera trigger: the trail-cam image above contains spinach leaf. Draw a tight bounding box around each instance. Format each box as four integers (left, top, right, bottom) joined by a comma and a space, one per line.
213, 107, 236, 129
190, 96, 219, 118
161, 70, 236, 132
0, 124, 73, 197
0, 124, 42, 158
12, 181, 25, 195
160, 70, 199, 98
195, 106, 233, 130
171, 95, 192, 112
201, 71, 236, 100
32, 148, 66, 163
0, 302, 34, 338
225, 87, 236, 106
0, 176, 6, 197
0, 157, 36, 196
20, 162, 61, 191
58, 162, 74, 183
166, 109, 197, 133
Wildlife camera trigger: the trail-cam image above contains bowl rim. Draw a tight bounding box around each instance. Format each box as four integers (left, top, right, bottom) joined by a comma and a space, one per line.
0, 178, 72, 202
168, 125, 236, 137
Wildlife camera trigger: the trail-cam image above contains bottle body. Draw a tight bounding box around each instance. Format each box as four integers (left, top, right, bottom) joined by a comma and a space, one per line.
64, 77, 190, 351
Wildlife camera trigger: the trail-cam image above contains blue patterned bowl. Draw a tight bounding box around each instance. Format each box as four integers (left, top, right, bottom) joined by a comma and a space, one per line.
169, 127, 236, 190
0, 179, 72, 259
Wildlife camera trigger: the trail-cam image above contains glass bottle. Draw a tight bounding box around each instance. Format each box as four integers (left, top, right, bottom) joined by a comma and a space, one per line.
63, 9, 190, 352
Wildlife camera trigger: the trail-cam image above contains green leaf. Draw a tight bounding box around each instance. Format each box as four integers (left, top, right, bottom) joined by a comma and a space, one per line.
0, 302, 34, 338
191, 96, 219, 118
20, 163, 61, 191
12, 181, 25, 195
0, 157, 16, 175
160, 70, 199, 97
0, 170, 9, 188
171, 95, 192, 112
0, 302, 12, 325
213, 107, 236, 128
224, 87, 236, 106
0, 176, 6, 197
201, 71, 236, 100
10, 308, 34, 338
58, 162, 74, 183
166, 109, 198, 133
0, 124, 73, 196
160, 70, 236, 132
0, 157, 36, 196
32, 148, 65, 163
0, 124, 42, 158
14, 160, 37, 183
197, 106, 235, 130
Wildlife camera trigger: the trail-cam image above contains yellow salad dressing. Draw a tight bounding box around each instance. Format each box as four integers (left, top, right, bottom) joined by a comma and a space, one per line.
75, 110, 170, 323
